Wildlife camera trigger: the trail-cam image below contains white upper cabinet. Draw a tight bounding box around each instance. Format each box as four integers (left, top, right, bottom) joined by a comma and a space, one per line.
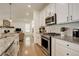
68, 3, 79, 22
72, 4, 79, 22
46, 4, 56, 17
56, 3, 79, 24
40, 10, 45, 26
49, 4, 56, 16
56, 3, 68, 24
68, 4, 73, 22
46, 5, 50, 17
40, 4, 56, 26
40, 3, 79, 25
42, 10, 46, 26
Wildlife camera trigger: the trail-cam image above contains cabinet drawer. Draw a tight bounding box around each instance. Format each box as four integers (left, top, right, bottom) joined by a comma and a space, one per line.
67, 42, 79, 52
56, 39, 79, 52
56, 39, 68, 47
56, 43, 71, 56
71, 50, 79, 56
56, 43, 79, 56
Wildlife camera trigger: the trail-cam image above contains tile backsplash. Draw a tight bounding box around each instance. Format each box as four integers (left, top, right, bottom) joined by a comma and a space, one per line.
45, 22, 79, 36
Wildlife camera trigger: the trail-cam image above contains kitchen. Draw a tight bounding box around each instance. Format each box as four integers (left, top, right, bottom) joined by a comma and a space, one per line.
0, 3, 79, 56
33, 3, 79, 56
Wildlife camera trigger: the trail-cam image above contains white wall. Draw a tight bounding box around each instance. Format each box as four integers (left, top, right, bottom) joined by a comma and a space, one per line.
13, 21, 25, 32
0, 20, 3, 26
45, 22, 79, 36
33, 10, 40, 43
13, 21, 32, 33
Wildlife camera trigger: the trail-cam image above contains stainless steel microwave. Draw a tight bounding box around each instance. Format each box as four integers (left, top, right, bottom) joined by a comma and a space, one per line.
45, 13, 56, 26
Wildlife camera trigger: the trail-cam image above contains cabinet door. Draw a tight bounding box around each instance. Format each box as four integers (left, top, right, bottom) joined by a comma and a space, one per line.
42, 10, 45, 26
46, 5, 51, 17
68, 3, 73, 22
50, 4, 56, 16
71, 50, 79, 56
56, 43, 71, 56
56, 44, 79, 56
72, 4, 79, 22
46, 4, 56, 17
51, 37, 56, 56
56, 3, 68, 24
40, 12, 42, 26
37, 34, 41, 46
40, 11, 45, 26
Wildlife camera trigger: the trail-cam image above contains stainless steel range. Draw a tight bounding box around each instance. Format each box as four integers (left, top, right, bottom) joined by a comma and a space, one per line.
41, 35, 51, 56
41, 33, 60, 56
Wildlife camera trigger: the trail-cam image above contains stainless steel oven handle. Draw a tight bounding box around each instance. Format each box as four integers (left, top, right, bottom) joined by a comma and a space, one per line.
41, 37, 50, 41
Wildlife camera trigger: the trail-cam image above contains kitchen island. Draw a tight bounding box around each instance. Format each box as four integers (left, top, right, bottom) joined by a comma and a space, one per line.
0, 33, 19, 56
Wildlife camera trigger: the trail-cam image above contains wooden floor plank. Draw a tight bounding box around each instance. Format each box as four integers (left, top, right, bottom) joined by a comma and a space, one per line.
18, 42, 46, 56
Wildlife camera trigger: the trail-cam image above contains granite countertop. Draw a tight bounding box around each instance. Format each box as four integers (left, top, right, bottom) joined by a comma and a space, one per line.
0, 33, 19, 55
41, 33, 79, 44
53, 35, 79, 45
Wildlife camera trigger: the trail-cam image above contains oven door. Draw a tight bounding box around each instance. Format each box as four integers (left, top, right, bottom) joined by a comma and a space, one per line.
41, 36, 51, 56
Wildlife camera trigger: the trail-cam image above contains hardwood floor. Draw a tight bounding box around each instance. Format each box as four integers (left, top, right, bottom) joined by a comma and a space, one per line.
18, 41, 45, 56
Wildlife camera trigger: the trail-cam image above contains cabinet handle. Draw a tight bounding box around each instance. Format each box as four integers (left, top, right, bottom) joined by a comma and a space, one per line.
66, 53, 69, 55
67, 44, 69, 46
67, 16, 68, 22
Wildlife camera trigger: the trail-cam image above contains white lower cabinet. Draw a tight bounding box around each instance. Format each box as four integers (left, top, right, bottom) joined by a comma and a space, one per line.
37, 34, 41, 46
70, 50, 79, 56
35, 33, 41, 46
56, 43, 79, 56
51, 37, 56, 56
56, 43, 71, 56
55, 39, 79, 56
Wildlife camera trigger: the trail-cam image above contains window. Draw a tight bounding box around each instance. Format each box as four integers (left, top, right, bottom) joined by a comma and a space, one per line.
25, 24, 31, 32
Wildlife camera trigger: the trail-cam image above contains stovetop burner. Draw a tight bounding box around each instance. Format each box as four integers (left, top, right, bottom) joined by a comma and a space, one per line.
43, 33, 60, 36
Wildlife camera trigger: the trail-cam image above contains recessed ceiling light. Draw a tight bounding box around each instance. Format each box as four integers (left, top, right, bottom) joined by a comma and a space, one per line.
26, 13, 30, 16
9, 20, 12, 22
27, 5, 31, 8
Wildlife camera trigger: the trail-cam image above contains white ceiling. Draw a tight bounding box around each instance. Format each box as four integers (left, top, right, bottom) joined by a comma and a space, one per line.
0, 3, 48, 23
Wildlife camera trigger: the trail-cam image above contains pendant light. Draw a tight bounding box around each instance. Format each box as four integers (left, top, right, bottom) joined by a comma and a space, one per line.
9, 3, 12, 22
